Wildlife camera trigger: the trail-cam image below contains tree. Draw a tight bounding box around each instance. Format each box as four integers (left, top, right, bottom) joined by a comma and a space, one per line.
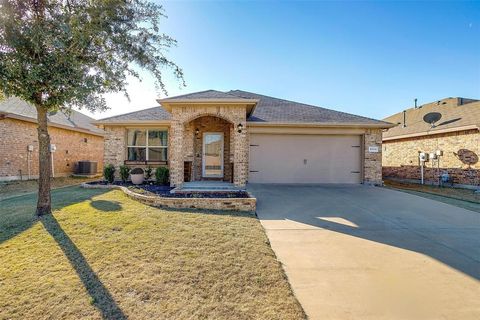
0, 0, 184, 215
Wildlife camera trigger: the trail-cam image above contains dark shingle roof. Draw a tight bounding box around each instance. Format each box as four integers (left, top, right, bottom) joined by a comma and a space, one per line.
229, 90, 390, 125
97, 90, 391, 126
383, 97, 480, 140
0, 97, 104, 134
97, 106, 171, 122
160, 89, 252, 101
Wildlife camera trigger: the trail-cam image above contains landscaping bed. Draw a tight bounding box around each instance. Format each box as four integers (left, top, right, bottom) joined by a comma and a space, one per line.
86, 181, 250, 198
83, 181, 256, 212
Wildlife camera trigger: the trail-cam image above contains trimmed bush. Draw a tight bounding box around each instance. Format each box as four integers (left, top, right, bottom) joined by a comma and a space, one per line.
155, 167, 169, 185
103, 164, 115, 183
145, 167, 153, 180
119, 165, 131, 183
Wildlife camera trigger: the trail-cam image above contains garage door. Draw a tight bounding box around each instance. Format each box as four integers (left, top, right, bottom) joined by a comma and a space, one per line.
249, 134, 362, 184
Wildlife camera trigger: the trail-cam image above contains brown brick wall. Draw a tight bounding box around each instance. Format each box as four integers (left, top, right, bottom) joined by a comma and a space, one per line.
103, 121, 383, 186
383, 129, 480, 185
169, 104, 248, 187
0, 118, 104, 180
363, 129, 383, 185
190, 116, 233, 182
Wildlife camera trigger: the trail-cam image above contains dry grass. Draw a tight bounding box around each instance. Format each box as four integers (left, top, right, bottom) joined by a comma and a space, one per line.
0, 187, 305, 320
0, 176, 98, 200
384, 179, 480, 213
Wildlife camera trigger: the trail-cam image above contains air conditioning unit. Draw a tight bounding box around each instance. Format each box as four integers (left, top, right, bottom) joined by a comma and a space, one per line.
76, 161, 98, 175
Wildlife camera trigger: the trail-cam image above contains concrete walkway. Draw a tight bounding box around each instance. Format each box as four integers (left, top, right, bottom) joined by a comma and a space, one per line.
248, 184, 480, 320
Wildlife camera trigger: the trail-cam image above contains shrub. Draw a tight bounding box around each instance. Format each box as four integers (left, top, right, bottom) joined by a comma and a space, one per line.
119, 165, 130, 183
145, 167, 153, 180
103, 164, 115, 183
155, 167, 169, 185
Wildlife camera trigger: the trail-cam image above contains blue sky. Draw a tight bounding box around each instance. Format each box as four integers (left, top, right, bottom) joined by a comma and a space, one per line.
89, 0, 480, 120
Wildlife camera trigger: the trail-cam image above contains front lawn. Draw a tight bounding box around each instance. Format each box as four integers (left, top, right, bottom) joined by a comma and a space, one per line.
0, 176, 98, 200
0, 187, 305, 319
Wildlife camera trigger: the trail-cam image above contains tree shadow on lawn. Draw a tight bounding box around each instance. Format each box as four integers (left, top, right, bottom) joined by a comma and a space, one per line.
90, 200, 122, 212
40, 214, 127, 320
0, 186, 109, 244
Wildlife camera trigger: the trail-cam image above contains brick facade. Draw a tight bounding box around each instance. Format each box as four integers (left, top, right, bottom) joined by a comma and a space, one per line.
0, 118, 103, 181
102, 115, 383, 187
189, 116, 233, 182
364, 129, 383, 185
383, 129, 480, 186
169, 104, 248, 188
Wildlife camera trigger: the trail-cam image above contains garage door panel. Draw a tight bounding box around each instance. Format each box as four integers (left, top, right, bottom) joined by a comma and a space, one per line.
249, 134, 361, 184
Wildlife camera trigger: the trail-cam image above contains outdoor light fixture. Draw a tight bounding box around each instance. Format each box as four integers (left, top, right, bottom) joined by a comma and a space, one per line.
195, 128, 200, 136
237, 123, 243, 133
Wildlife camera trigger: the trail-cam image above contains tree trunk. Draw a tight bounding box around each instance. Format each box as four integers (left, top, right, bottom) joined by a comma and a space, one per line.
35, 105, 52, 216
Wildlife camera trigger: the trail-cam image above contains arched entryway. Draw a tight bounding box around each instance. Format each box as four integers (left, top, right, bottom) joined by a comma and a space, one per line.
184, 116, 234, 182
167, 103, 249, 188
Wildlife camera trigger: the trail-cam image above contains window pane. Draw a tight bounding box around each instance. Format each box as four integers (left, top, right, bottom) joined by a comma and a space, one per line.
148, 148, 167, 161
127, 129, 146, 146
148, 130, 168, 146
128, 147, 146, 161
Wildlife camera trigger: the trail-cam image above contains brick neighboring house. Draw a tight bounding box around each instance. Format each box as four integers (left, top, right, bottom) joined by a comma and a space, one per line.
96, 90, 393, 187
383, 97, 480, 187
0, 97, 104, 181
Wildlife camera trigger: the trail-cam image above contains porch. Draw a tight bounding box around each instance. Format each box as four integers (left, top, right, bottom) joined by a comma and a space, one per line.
173, 181, 244, 193
166, 103, 251, 189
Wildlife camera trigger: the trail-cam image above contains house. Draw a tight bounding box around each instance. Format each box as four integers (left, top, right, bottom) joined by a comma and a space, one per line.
383, 97, 480, 187
95, 90, 393, 187
0, 97, 104, 181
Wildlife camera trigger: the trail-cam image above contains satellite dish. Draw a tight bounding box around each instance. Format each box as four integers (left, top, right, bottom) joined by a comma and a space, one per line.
423, 112, 442, 127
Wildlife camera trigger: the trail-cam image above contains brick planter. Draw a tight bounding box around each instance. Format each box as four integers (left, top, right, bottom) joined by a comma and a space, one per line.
81, 183, 256, 212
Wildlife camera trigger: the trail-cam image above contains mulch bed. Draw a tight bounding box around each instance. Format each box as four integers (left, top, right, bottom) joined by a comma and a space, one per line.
86, 181, 251, 198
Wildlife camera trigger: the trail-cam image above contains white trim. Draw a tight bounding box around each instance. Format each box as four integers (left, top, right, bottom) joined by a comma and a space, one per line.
246, 121, 394, 129
126, 128, 168, 161
202, 132, 224, 178
382, 124, 480, 141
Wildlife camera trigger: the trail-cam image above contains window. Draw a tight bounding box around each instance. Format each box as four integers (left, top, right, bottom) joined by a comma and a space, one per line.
127, 129, 168, 161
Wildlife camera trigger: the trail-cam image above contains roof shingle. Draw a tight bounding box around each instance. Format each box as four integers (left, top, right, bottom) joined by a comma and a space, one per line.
383, 97, 480, 140
0, 97, 103, 134
97, 90, 391, 126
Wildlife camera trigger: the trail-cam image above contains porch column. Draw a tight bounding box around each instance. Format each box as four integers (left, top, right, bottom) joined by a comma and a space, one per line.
233, 120, 248, 187
170, 120, 184, 187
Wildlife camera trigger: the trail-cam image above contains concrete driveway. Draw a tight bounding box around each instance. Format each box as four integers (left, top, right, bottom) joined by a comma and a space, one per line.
248, 184, 480, 320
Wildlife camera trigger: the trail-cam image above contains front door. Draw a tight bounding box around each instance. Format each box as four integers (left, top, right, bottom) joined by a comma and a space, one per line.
202, 132, 224, 178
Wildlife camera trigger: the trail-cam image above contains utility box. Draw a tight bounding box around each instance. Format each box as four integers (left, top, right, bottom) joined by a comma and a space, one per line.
419, 152, 429, 162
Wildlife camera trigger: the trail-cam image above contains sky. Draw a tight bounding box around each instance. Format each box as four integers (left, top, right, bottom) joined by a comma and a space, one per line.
82, 0, 480, 121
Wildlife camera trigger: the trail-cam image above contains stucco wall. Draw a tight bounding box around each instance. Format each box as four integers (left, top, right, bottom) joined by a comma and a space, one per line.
383, 129, 480, 185
0, 118, 103, 181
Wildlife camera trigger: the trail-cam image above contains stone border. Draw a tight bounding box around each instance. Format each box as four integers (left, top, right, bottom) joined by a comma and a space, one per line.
81, 183, 256, 213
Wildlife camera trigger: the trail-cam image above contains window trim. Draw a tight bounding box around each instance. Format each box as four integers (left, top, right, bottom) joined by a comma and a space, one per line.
126, 128, 168, 162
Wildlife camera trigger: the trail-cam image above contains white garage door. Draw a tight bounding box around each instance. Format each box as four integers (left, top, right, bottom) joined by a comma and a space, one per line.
249, 134, 362, 184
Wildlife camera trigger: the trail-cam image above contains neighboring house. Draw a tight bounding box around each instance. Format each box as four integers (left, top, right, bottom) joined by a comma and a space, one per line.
0, 97, 104, 181
383, 97, 480, 186
96, 90, 393, 187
